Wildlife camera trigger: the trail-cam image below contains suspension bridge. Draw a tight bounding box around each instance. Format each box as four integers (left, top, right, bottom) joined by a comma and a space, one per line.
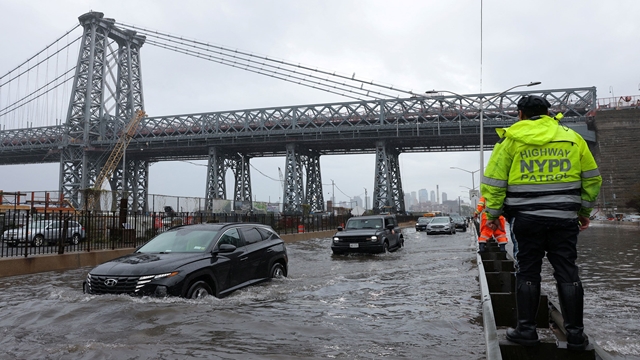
0, 11, 597, 214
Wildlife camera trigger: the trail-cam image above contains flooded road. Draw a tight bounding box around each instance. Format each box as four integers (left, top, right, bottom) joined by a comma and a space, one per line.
0, 228, 485, 359
541, 223, 640, 359
0, 223, 638, 359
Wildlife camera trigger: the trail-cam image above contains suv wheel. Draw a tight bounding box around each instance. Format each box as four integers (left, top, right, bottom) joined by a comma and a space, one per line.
186, 281, 212, 299
270, 263, 286, 278
382, 241, 389, 253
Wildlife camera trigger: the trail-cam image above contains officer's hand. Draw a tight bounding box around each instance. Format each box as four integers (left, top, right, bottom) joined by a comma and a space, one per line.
578, 215, 590, 231
486, 219, 502, 231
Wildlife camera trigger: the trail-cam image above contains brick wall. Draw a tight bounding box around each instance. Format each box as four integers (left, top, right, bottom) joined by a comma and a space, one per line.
590, 108, 640, 214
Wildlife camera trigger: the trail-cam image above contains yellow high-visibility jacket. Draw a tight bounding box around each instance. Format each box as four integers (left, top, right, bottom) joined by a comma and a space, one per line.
480, 114, 602, 220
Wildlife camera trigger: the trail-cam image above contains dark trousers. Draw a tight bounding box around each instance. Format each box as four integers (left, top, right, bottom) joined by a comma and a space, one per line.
509, 214, 581, 284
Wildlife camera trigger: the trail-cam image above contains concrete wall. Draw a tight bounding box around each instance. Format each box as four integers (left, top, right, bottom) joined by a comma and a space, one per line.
589, 108, 640, 213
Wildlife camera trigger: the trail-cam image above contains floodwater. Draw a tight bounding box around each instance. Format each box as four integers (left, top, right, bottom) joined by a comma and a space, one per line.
541, 222, 640, 359
0, 223, 638, 359
0, 228, 484, 359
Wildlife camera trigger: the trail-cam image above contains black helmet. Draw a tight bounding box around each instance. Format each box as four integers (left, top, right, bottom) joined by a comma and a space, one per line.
517, 95, 551, 111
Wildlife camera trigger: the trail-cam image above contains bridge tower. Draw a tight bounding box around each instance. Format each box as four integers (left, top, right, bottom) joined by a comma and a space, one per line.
60, 11, 147, 211
279, 145, 326, 214
304, 151, 325, 213
372, 141, 405, 214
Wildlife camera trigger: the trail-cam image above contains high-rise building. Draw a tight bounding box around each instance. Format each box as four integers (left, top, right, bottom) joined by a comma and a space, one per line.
411, 191, 417, 205
442, 192, 448, 202
418, 189, 428, 203
430, 190, 436, 203
404, 192, 413, 208
352, 195, 363, 208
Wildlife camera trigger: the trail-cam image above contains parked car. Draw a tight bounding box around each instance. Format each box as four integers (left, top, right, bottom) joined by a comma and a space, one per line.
451, 215, 467, 232
331, 215, 404, 254
426, 216, 456, 235
415, 217, 433, 231
2, 219, 85, 246
83, 223, 288, 299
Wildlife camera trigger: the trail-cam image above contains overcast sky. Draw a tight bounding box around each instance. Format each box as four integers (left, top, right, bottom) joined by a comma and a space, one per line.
1, 0, 639, 206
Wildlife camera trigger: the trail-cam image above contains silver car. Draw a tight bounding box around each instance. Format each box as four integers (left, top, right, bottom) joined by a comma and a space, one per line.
426, 216, 456, 235
2, 220, 85, 246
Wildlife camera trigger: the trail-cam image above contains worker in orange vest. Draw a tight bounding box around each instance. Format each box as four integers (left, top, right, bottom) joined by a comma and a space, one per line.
474, 196, 507, 252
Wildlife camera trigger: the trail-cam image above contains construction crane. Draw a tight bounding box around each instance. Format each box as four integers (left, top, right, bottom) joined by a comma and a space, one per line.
86, 109, 146, 210
278, 167, 285, 196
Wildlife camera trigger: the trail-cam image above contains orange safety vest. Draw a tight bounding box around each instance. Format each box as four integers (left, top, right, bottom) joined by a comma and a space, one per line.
476, 196, 508, 244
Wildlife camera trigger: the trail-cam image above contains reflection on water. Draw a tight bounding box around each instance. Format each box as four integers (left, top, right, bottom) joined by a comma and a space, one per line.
541, 223, 640, 359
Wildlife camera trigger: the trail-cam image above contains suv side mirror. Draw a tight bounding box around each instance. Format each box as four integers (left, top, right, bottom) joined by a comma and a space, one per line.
215, 244, 237, 254
337, 226, 343, 231
386, 224, 395, 230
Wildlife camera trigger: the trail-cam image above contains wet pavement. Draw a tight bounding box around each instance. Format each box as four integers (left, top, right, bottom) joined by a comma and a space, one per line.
0, 223, 638, 359
0, 227, 484, 359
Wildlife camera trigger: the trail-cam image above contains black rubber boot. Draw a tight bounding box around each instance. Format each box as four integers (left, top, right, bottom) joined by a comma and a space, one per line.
506, 280, 540, 346
478, 242, 486, 253
557, 282, 589, 350
499, 243, 506, 252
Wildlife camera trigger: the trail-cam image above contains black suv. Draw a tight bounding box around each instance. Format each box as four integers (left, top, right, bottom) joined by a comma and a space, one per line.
83, 223, 288, 299
451, 215, 467, 232
331, 215, 404, 254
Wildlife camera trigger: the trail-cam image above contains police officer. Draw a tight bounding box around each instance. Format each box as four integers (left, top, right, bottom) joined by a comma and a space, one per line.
481, 95, 602, 350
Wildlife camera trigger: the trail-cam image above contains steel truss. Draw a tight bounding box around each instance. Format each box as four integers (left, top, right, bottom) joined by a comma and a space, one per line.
205, 147, 253, 210
373, 141, 405, 214
59, 12, 146, 209
231, 153, 252, 202
304, 152, 324, 213
283, 144, 304, 214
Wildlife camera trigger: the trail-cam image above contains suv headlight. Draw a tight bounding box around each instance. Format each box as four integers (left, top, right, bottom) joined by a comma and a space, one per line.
369, 235, 378, 242
333, 237, 340, 242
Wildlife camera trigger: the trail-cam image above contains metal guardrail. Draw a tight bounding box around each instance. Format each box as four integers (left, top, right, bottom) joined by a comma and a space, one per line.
477, 250, 503, 360
0, 210, 416, 258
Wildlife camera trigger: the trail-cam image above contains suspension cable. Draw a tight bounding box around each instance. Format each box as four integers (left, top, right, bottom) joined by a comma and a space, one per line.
145, 39, 366, 101
0, 69, 75, 118
0, 24, 80, 82
119, 23, 417, 99
0, 35, 81, 89
140, 31, 399, 99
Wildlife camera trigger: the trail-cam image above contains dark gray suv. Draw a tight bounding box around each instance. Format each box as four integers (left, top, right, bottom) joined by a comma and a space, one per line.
331, 215, 404, 254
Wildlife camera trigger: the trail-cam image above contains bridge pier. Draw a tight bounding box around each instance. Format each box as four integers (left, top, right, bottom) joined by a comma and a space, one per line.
373, 141, 405, 214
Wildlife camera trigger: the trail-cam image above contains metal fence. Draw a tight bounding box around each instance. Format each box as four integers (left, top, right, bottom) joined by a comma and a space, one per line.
0, 209, 416, 259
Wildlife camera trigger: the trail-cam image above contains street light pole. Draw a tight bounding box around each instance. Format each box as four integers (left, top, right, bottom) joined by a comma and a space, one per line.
450, 167, 480, 190
427, 81, 542, 185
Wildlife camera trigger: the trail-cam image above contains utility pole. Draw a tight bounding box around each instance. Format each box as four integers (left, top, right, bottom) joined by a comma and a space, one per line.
331, 179, 335, 206
363, 187, 368, 210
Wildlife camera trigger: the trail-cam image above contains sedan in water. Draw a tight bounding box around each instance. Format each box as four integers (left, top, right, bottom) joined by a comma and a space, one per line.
426, 216, 456, 235
83, 223, 288, 299
415, 217, 433, 232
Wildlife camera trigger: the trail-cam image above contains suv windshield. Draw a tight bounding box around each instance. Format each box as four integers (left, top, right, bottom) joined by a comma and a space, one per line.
138, 228, 218, 253
346, 218, 383, 229
418, 218, 431, 224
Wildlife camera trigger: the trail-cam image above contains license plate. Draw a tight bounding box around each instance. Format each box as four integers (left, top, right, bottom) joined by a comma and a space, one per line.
349, 243, 359, 248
